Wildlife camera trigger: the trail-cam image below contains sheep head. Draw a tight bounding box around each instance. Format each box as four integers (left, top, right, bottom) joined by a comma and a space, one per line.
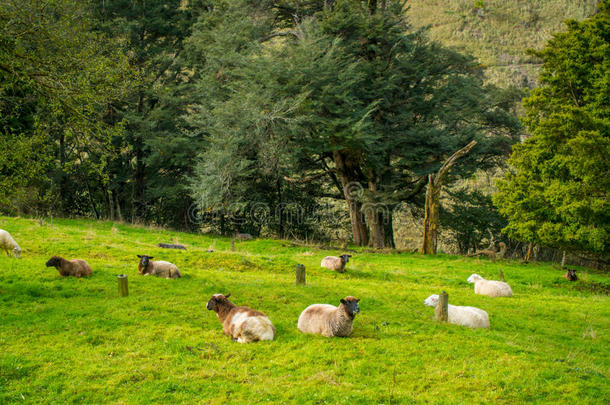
340, 254, 352, 264
137, 255, 154, 269
467, 274, 482, 283
340, 296, 360, 316
45, 256, 62, 267
206, 293, 232, 311
564, 269, 578, 281
424, 294, 439, 307
13, 246, 21, 259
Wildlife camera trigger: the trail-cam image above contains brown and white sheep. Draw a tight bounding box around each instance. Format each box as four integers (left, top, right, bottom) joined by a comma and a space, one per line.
297, 296, 360, 337
45, 256, 92, 277
321, 254, 352, 273
206, 294, 275, 343
137, 255, 181, 279
0, 229, 21, 258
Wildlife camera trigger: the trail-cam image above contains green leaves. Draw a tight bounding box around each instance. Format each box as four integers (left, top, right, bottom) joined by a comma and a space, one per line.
495, 1, 610, 256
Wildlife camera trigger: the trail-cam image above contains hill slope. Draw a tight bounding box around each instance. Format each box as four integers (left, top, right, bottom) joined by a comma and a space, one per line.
0, 216, 608, 403
407, 0, 600, 87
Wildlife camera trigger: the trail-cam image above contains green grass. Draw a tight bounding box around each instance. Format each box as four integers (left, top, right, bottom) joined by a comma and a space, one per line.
406, 0, 599, 87
0, 216, 608, 404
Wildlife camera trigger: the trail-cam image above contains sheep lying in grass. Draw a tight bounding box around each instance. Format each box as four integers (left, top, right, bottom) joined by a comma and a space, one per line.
564, 269, 578, 281
0, 229, 21, 258
424, 294, 490, 329
467, 274, 513, 297
206, 293, 275, 343
137, 255, 181, 279
321, 254, 352, 273
297, 296, 360, 337
45, 256, 92, 277
156, 243, 187, 250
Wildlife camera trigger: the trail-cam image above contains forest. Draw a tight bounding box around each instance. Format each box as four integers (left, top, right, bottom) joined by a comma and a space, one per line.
1, 0, 608, 261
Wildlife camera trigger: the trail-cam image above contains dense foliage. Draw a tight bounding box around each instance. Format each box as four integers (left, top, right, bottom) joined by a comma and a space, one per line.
187, 0, 521, 247
495, 1, 610, 257
3, 0, 605, 254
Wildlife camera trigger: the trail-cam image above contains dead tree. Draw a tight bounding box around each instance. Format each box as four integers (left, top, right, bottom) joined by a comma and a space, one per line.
421, 141, 477, 254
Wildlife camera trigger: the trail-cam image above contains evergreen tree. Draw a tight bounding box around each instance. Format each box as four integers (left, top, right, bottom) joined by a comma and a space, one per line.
495, 1, 610, 257
91, 0, 204, 227
188, 0, 521, 246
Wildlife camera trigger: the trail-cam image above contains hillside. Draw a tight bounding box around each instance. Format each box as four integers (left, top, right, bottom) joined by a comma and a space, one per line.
0, 216, 608, 403
407, 0, 600, 87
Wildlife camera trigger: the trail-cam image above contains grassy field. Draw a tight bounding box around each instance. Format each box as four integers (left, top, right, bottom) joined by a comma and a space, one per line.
406, 0, 599, 87
0, 216, 608, 404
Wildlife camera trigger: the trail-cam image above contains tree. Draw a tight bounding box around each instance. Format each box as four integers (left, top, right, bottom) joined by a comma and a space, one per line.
90, 0, 204, 227
0, 0, 132, 215
421, 141, 477, 254
495, 1, 610, 257
187, 0, 520, 246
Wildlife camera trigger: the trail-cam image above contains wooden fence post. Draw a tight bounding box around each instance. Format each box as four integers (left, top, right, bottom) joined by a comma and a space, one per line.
296, 264, 306, 285
117, 274, 128, 297
435, 291, 448, 322
498, 270, 505, 281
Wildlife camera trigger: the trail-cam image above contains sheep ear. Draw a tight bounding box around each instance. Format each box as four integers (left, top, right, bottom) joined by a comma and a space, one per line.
149, 257, 154, 260
137, 255, 142, 258
340, 299, 347, 305
224, 293, 231, 299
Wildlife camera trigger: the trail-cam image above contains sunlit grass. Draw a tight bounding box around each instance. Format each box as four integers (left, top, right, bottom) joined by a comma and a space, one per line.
0, 216, 608, 403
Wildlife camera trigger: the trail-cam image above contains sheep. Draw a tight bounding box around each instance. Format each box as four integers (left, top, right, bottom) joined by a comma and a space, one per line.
45, 256, 92, 277
424, 294, 490, 329
137, 255, 181, 279
297, 296, 360, 337
206, 293, 275, 343
156, 243, 187, 250
0, 229, 21, 258
467, 273, 513, 297
564, 269, 578, 281
321, 254, 352, 273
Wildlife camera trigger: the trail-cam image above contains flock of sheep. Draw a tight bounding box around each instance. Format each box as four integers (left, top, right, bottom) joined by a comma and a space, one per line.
1, 225, 517, 343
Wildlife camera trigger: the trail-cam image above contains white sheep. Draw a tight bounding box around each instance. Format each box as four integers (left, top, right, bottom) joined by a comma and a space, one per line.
424, 294, 490, 329
0, 229, 21, 258
297, 296, 360, 337
467, 273, 513, 297
321, 254, 352, 273
137, 255, 181, 279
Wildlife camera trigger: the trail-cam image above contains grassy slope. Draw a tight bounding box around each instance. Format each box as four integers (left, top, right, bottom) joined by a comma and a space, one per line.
0, 216, 608, 404
406, 0, 599, 87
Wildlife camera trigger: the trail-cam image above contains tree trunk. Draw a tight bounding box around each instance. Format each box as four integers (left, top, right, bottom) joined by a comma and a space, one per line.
333, 151, 368, 246
384, 210, 395, 248
525, 243, 533, 263
133, 92, 146, 221
107, 189, 114, 220
366, 178, 385, 249
421, 174, 438, 254
561, 250, 567, 269
421, 141, 477, 254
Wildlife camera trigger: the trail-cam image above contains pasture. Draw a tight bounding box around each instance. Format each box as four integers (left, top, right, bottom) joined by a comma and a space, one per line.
0, 216, 608, 403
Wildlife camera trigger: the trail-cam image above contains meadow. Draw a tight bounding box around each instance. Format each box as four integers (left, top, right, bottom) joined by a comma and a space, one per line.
0, 216, 608, 404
